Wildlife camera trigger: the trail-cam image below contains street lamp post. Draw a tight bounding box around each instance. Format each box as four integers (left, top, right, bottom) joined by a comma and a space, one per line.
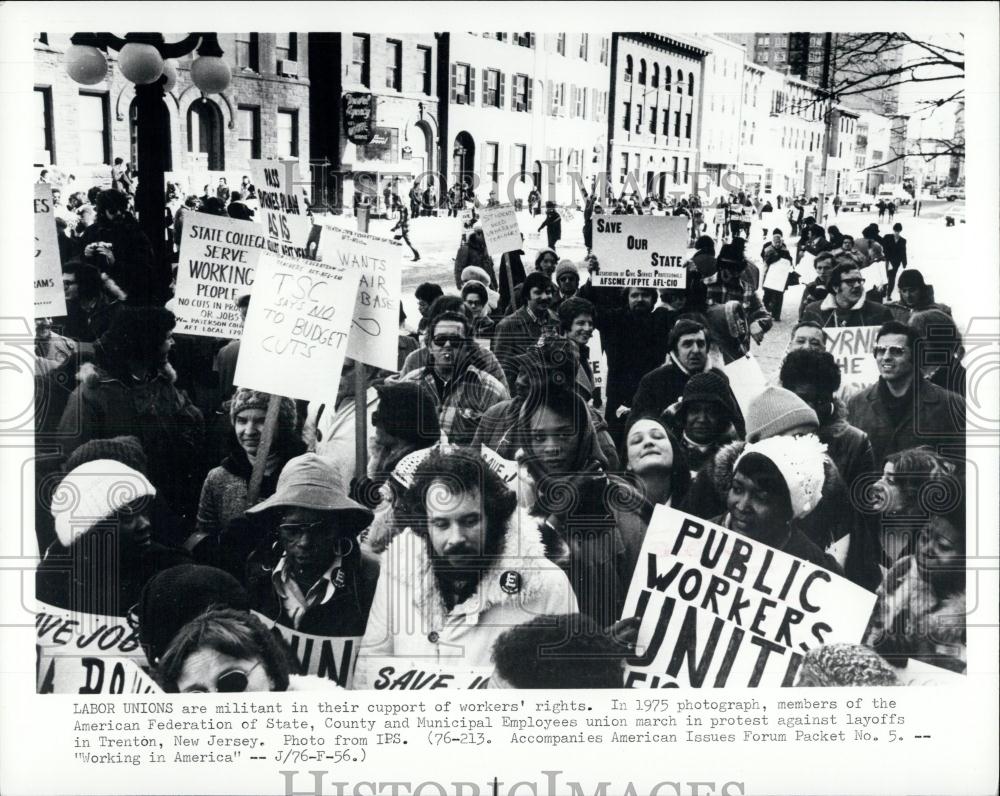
65, 33, 231, 299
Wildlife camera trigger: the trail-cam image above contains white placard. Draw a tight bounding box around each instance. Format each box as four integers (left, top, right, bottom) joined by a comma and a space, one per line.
622, 506, 877, 688
250, 159, 313, 257
863, 259, 888, 288
480, 444, 518, 486
33, 184, 67, 317
722, 354, 768, 419
234, 252, 360, 401
478, 203, 522, 256
592, 215, 688, 288
173, 212, 265, 338
824, 325, 881, 390
253, 611, 360, 688
318, 227, 403, 372
366, 660, 492, 690
762, 259, 792, 292
796, 250, 817, 283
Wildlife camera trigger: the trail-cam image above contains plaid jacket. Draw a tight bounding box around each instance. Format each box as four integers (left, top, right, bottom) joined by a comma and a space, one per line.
703, 272, 771, 325
397, 351, 510, 446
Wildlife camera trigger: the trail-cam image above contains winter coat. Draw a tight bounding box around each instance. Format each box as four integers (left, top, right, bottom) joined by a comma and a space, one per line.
248, 544, 382, 640
57, 359, 205, 520
709, 513, 844, 576
81, 214, 158, 305
819, 400, 877, 494
630, 358, 701, 420
864, 556, 965, 672
884, 285, 951, 323
881, 234, 908, 268
453, 241, 496, 290
800, 293, 894, 328
492, 307, 560, 388
353, 509, 577, 688
847, 378, 965, 468
399, 344, 508, 390
56, 275, 127, 344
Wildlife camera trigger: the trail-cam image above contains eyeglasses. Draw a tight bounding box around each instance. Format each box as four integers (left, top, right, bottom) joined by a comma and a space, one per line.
873, 345, 908, 358
840, 277, 865, 287
432, 333, 465, 348
185, 661, 263, 694
278, 519, 330, 537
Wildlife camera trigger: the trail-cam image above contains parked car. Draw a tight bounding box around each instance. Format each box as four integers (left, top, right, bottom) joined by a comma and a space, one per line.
877, 185, 912, 206
841, 193, 873, 212
937, 186, 965, 202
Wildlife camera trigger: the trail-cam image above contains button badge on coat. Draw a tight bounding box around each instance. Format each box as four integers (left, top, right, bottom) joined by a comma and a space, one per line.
499, 570, 521, 594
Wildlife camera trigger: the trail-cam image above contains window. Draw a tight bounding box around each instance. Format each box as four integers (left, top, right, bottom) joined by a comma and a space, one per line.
385, 39, 402, 90
556, 33, 566, 55
672, 156, 679, 184
277, 110, 298, 158
624, 55, 633, 83
237, 105, 261, 160
622, 102, 631, 132
34, 87, 53, 165
579, 33, 589, 59
515, 33, 534, 48
665, 66, 672, 91
495, 33, 509, 42
235, 33, 259, 71
676, 70, 684, 94
275, 33, 297, 63
485, 142, 500, 186
673, 110, 681, 137
513, 143, 527, 182
453, 63, 474, 104
78, 92, 109, 164
35, 33, 49, 45
683, 157, 690, 184
351, 34, 370, 86
688, 73, 694, 97
750, 121, 756, 145
574, 85, 585, 118
649, 106, 658, 134
358, 127, 398, 162
417, 45, 432, 95
638, 59, 647, 85
620, 152, 629, 181
600, 37, 609, 65
635, 104, 643, 133
776, 51, 786, 63
485, 69, 501, 107
662, 108, 669, 136
514, 73, 531, 111
685, 112, 692, 139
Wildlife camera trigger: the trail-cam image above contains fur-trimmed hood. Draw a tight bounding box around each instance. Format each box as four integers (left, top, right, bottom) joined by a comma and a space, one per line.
383, 505, 550, 622
77, 358, 178, 388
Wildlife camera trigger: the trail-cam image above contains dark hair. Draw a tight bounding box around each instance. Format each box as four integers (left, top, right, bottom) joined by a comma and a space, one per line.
622, 413, 692, 497
667, 319, 707, 355
96, 189, 129, 216
780, 348, 842, 395
114, 157, 124, 166
404, 447, 517, 536
733, 452, 793, 524
909, 309, 963, 358
892, 222, 903, 232
523, 271, 554, 296
862, 223, 880, 240
428, 310, 472, 340
427, 294, 471, 322
896, 269, 926, 289
884, 446, 960, 515
62, 259, 104, 301
876, 320, 919, 350
415, 282, 444, 304
461, 281, 488, 303
694, 235, 715, 253
230, 191, 242, 202
491, 613, 625, 688
828, 262, 862, 289
557, 296, 595, 332
102, 306, 176, 364
156, 607, 290, 693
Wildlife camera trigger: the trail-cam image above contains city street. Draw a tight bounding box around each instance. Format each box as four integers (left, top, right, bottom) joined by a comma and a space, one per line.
349, 198, 968, 383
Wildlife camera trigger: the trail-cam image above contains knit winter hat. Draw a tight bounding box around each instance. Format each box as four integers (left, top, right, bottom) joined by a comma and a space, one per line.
137, 564, 250, 666
796, 643, 899, 687
679, 370, 740, 424
52, 460, 157, 547
736, 434, 827, 520
65, 435, 148, 476
717, 243, 746, 272
745, 386, 819, 443
229, 388, 297, 436
460, 265, 491, 286
555, 260, 579, 280
372, 381, 441, 446
534, 247, 557, 268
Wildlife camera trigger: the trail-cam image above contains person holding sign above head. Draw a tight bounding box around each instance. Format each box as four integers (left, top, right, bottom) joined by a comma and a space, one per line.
243, 454, 379, 638
354, 447, 577, 688
800, 263, 893, 329
718, 436, 844, 575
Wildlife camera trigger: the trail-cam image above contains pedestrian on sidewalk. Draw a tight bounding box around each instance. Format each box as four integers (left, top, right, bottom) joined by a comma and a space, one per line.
390, 197, 420, 262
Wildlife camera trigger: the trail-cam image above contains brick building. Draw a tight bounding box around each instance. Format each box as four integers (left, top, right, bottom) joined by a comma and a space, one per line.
33, 33, 311, 190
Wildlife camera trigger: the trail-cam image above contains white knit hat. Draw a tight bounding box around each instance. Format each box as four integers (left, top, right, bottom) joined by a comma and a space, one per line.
52, 460, 156, 547
736, 435, 827, 520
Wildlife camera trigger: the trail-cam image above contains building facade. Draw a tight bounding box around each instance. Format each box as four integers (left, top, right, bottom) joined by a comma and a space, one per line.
699, 35, 746, 190
606, 33, 708, 201
34, 33, 311, 188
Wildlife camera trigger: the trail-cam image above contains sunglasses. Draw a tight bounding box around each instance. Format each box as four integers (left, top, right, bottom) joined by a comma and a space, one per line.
840, 277, 865, 287
278, 519, 330, 537
873, 345, 908, 358
432, 333, 465, 347
185, 661, 263, 694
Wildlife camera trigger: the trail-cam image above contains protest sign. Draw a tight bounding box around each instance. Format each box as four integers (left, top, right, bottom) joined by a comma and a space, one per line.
367, 660, 492, 690
234, 251, 360, 401
478, 204, 522, 256
863, 259, 888, 288
253, 612, 361, 687
250, 159, 313, 257
37, 653, 161, 695
173, 213, 265, 338
33, 185, 67, 317
592, 215, 688, 288
318, 227, 403, 372
480, 444, 518, 487
762, 259, 792, 292
460, 207, 475, 226
796, 251, 817, 283
824, 325, 881, 393
722, 354, 768, 419
557, 205, 576, 223
621, 506, 877, 688
713, 208, 726, 227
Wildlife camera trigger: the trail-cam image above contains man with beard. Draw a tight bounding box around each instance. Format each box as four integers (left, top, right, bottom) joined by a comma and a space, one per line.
354, 447, 576, 686
630, 319, 711, 419
800, 263, 893, 328
492, 272, 560, 388
245, 454, 379, 638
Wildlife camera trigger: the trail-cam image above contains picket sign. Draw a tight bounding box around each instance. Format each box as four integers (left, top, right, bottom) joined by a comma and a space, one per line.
762, 259, 792, 293
796, 251, 817, 283
722, 354, 768, 419
863, 259, 888, 288
173, 213, 265, 339
366, 659, 492, 690
480, 444, 518, 486
592, 215, 688, 289
713, 208, 726, 227
252, 611, 360, 688
478, 204, 523, 256
33, 185, 67, 317
621, 506, 876, 688
250, 159, 313, 257
824, 325, 881, 402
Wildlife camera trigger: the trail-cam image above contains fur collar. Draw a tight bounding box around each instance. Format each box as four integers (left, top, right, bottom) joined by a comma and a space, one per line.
77, 359, 178, 387
383, 505, 549, 622
820, 292, 866, 311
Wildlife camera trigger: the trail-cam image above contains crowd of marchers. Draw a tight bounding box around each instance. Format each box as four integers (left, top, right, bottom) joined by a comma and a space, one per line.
34, 170, 968, 693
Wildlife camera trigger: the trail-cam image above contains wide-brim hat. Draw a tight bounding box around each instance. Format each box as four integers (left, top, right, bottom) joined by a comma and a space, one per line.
245, 453, 373, 532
